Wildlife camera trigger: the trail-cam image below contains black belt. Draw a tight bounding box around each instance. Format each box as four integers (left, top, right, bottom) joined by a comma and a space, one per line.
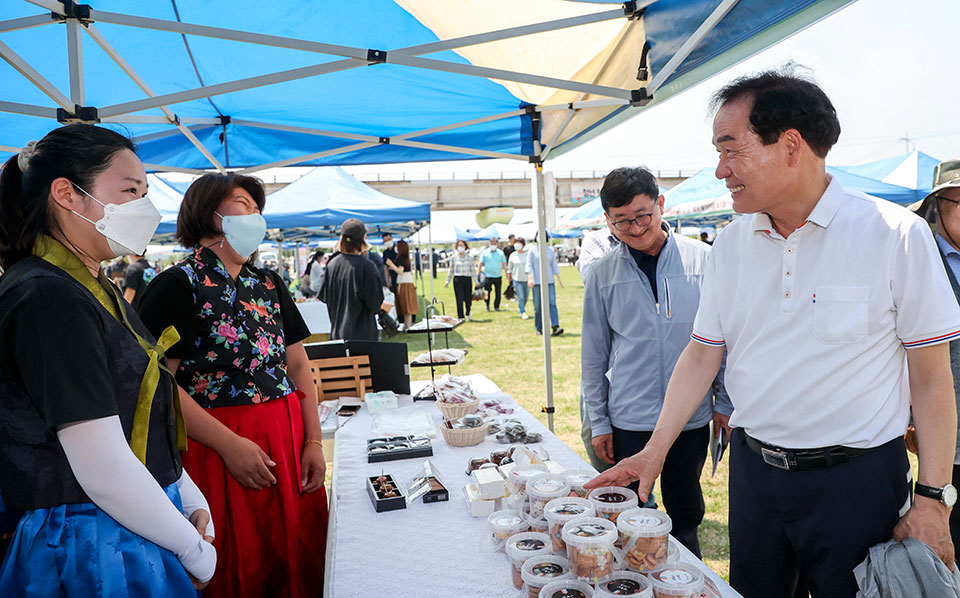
743, 432, 872, 471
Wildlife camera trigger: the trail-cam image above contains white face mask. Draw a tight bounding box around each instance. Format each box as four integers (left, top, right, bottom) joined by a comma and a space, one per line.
457, 246, 466, 254
71, 184, 161, 258
514, 243, 522, 251
216, 211, 267, 258
384, 240, 394, 249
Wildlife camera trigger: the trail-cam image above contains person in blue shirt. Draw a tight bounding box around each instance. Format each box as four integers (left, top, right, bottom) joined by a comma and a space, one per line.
525, 232, 564, 336
581, 166, 731, 557
479, 238, 507, 311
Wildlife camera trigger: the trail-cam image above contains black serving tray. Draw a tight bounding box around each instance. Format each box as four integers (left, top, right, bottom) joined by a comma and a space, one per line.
367, 474, 406, 513
367, 435, 434, 463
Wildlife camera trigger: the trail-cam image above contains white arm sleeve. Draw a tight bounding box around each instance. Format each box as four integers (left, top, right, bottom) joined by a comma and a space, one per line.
177, 468, 214, 539
57, 416, 216, 583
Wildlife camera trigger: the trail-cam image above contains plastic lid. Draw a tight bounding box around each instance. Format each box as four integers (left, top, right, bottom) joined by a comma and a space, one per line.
648, 563, 705, 596
511, 466, 549, 483
594, 571, 654, 597
560, 516, 618, 547
616, 507, 672, 538
488, 510, 528, 531
538, 579, 596, 598
521, 555, 572, 587
562, 469, 598, 487
588, 486, 639, 513
527, 473, 572, 500
544, 497, 595, 523
506, 532, 552, 562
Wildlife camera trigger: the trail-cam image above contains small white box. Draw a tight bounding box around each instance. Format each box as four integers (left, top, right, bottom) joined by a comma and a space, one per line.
498, 461, 517, 480
463, 484, 497, 517
472, 467, 506, 499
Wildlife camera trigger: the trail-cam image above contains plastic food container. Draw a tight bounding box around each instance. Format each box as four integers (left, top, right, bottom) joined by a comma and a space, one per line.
595, 570, 654, 598
543, 497, 595, 553
522, 555, 573, 598
617, 508, 673, 572
562, 469, 597, 498
561, 516, 623, 582
505, 465, 549, 509
524, 514, 550, 534
527, 473, 572, 519
538, 579, 596, 598
648, 563, 706, 598
488, 510, 530, 549
506, 532, 553, 589
588, 486, 639, 526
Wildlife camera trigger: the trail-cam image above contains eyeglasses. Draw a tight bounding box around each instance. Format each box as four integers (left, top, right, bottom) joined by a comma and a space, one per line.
936, 194, 960, 206
609, 211, 655, 231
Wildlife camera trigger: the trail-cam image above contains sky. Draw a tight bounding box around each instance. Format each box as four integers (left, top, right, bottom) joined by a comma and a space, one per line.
342, 0, 960, 181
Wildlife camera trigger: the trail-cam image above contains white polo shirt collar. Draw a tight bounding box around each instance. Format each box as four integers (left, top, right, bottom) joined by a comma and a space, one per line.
750, 175, 844, 237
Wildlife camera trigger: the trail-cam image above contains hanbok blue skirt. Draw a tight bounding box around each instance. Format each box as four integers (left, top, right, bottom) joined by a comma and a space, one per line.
0, 483, 197, 597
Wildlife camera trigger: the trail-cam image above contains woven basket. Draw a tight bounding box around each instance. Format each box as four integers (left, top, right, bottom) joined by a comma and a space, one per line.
440, 421, 488, 447
437, 397, 479, 420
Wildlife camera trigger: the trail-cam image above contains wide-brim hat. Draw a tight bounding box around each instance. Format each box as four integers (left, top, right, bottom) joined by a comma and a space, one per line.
909, 159, 960, 224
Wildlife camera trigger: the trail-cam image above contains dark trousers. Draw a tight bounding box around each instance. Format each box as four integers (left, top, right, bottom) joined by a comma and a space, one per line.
611, 424, 709, 557
452, 276, 473, 319
729, 428, 910, 598
484, 276, 502, 310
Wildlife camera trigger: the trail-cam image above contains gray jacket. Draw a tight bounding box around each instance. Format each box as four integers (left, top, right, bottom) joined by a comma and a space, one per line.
938, 245, 960, 464
854, 538, 960, 597
581, 229, 731, 437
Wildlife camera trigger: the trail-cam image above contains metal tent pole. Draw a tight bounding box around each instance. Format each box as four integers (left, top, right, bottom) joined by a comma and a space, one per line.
533, 164, 555, 432
428, 223, 435, 302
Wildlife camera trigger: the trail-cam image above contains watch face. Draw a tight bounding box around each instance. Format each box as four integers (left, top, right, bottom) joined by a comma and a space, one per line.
944, 484, 958, 507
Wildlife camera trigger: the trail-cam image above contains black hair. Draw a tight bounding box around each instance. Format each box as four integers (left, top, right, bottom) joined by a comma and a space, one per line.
600, 167, 660, 212
340, 234, 363, 253
0, 124, 136, 270
710, 65, 840, 159
516, 237, 525, 246
177, 173, 265, 248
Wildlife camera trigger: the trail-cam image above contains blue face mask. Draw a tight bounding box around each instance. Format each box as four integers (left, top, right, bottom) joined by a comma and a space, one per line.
216, 211, 267, 258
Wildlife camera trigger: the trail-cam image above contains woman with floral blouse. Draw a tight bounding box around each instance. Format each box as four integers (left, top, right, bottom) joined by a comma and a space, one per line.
137, 173, 326, 598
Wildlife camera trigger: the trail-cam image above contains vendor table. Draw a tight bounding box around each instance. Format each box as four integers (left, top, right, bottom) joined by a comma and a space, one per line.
323, 374, 741, 598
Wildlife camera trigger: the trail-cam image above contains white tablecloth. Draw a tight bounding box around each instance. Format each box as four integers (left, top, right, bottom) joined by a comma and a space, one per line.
323, 374, 741, 598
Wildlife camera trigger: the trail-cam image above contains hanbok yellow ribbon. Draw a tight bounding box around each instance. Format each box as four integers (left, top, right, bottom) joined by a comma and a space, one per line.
33, 235, 187, 463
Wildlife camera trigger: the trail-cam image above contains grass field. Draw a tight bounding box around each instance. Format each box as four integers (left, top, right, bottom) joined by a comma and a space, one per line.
391, 263, 733, 579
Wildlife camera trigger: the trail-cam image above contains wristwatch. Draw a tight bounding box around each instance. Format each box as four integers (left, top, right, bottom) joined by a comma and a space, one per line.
915, 482, 958, 507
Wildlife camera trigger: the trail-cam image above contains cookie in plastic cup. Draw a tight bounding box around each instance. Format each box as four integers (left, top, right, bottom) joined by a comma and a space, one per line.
508, 465, 550, 504
562, 469, 597, 498
561, 516, 622, 582
527, 473, 572, 519
617, 507, 673, 572
538, 579, 596, 598
522, 554, 572, 598
506, 532, 553, 589
648, 562, 705, 598
543, 497, 595, 553
595, 570, 654, 598
587, 486, 639, 525
488, 509, 530, 549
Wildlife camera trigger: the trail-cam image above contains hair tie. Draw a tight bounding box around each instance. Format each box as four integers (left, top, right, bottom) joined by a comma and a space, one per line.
17, 140, 38, 172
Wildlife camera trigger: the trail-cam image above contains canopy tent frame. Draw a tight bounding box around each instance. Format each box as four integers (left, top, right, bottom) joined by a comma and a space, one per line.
1, 0, 858, 432
5, 0, 655, 176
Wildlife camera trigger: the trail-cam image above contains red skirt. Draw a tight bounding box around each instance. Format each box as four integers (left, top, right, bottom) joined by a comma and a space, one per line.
181, 392, 328, 598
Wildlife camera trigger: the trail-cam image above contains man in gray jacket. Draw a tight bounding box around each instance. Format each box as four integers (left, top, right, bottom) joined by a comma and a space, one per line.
581, 166, 731, 557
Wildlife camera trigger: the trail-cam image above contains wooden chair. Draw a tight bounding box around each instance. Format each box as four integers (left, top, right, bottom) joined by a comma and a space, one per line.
309, 355, 372, 402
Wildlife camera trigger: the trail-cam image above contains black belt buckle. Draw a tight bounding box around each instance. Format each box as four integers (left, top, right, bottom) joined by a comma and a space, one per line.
761, 447, 791, 470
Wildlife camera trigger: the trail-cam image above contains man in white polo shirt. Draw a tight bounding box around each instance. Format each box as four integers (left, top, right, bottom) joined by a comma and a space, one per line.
586, 69, 960, 597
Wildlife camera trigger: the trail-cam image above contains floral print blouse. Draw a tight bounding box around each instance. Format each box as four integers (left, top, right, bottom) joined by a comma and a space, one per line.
137, 247, 311, 409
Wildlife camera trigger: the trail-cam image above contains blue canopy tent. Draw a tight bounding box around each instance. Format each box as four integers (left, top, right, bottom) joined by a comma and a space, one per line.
834, 150, 941, 203
262, 166, 430, 240
0, 0, 858, 431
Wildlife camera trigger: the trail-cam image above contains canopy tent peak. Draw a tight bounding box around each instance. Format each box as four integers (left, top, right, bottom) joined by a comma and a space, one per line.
56, 105, 98, 123
51, 0, 91, 23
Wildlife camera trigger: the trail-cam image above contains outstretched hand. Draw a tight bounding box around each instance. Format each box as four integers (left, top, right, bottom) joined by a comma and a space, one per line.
583, 448, 665, 503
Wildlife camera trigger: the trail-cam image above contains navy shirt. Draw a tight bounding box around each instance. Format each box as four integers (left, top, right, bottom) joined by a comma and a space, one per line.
627, 231, 669, 303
